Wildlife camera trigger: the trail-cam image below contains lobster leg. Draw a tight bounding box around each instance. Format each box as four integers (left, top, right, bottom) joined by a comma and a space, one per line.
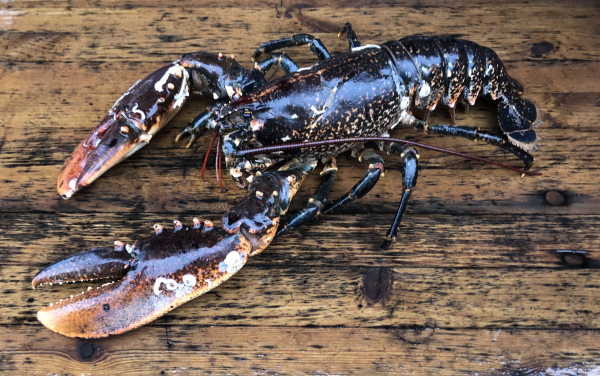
252, 34, 331, 61
176, 99, 227, 148
416, 121, 534, 169
276, 157, 338, 237
380, 144, 419, 250
338, 22, 361, 49
321, 149, 384, 215
257, 53, 300, 74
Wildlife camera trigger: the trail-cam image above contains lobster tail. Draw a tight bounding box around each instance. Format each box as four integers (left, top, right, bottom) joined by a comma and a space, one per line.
498, 97, 540, 152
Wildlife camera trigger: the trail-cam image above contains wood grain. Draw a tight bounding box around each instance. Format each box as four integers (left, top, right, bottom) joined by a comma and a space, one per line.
1, 0, 599, 374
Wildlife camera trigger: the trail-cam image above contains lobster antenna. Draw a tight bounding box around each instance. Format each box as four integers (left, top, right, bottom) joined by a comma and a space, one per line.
215, 134, 227, 192
201, 130, 219, 183
233, 137, 541, 176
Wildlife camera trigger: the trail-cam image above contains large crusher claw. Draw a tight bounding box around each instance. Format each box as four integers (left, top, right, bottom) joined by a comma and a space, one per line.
37, 160, 315, 338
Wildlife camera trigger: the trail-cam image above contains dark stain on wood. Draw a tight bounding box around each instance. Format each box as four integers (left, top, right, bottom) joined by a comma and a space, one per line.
390, 320, 437, 344
77, 342, 95, 361
545, 190, 567, 206
361, 267, 393, 305
531, 41, 555, 57
558, 251, 589, 268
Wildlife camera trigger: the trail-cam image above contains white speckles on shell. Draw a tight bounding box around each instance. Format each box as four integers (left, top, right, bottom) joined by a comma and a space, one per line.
193, 218, 202, 229
311, 105, 325, 115
230, 167, 243, 178
400, 96, 410, 111
154, 277, 177, 295
182, 274, 196, 287
173, 69, 189, 109
219, 251, 245, 274
418, 82, 431, 98
153, 275, 196, 297
251, 119, 265, 131
173, 220, 183, 232
225, 85, 235, 99
131, 103, 146, 121
351, 44, 381, 52
155, 64, 184, 92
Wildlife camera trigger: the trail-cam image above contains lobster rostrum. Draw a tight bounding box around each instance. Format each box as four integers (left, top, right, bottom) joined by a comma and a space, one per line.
38, 23, 540, 338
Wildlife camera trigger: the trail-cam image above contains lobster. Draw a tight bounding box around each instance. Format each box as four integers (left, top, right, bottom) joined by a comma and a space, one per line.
35, 23, 540, 338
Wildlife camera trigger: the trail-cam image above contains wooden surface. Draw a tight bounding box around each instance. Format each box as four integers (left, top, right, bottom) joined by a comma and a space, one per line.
1, 0, 599, 374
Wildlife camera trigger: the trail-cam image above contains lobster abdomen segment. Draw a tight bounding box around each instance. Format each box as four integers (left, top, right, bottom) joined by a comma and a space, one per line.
386, 37, 538, 151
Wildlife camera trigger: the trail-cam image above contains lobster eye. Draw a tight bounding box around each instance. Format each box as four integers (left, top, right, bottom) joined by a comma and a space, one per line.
242, 110, 252, 119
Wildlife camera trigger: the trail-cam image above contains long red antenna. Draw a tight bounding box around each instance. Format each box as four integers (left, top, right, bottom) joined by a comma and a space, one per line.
233, 137, 540, 176
215, 134, 227, 192
201, 130, 219, 182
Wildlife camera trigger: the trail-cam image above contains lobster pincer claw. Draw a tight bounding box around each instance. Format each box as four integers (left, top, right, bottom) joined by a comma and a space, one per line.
57, 62, 191, 199
37, 159, 315, 338
33, 224, 251, 338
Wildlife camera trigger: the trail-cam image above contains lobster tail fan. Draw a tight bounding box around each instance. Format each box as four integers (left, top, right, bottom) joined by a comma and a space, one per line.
498, 98, 540, 152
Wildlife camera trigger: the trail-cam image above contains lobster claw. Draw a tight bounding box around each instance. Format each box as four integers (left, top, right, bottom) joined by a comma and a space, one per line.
37, 160, 316, 338
57, 62, 191, 199
33, 223, 251, 338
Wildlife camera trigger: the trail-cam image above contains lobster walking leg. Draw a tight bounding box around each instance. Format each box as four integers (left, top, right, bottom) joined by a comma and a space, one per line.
276, 157, 338, 237
417, 122, 535, 169
321, 149, 385, 215
257, 53, 300, 74
380, 143, 419, 250
339, 22, 361, 49
252, 34, 331, 61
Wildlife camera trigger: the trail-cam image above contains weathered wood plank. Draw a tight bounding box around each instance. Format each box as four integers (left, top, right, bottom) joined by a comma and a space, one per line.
1, 325, 600, 375
0, 4, 598, 63
10, 262, 600, 329
3, 213, 598, 269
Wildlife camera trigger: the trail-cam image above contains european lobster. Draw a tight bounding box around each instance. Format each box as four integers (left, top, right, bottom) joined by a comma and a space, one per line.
34, 23, 540, 338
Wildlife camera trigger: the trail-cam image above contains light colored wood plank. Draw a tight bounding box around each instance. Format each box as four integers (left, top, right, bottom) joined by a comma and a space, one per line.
2, 213, 598, 269
9, 261, 600, 328
1, 325, 599, 375
0, 4, 598, 63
